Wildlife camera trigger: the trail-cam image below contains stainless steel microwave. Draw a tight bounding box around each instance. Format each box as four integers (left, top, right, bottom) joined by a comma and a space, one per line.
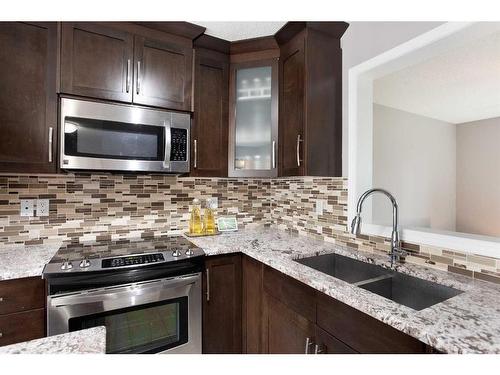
60, 98, 190, 173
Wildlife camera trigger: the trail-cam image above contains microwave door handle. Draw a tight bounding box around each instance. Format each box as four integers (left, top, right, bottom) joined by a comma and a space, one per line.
163, 120, 172, 169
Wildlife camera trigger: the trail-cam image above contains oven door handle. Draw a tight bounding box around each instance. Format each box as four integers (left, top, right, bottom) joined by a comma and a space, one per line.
163, 117, 172, 169
49, 274, 199, 308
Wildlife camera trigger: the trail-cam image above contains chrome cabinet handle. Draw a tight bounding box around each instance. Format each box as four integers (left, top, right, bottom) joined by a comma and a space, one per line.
206, 268, 210, 302
314, 344, 325, 354
193, 139, 197, 169
0, 297, 4, 302
0, 332, 3, 338
305, 337, 314, 354
272, 140, 276, 169
126, 59, 131, 93
136, 60, 141, 95
48, 127, 53, 163
296, 134, 303, 167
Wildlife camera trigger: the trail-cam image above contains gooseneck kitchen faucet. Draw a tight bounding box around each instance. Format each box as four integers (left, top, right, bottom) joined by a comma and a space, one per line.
350, 188, 406, 267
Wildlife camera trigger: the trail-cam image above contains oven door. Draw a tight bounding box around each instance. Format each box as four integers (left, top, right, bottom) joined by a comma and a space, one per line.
47, 273, 201, 354
60, 97, 190, 173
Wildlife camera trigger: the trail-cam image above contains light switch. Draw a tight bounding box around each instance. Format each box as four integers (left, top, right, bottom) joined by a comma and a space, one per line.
20, 199, 34, 217
36, 199, 50, 217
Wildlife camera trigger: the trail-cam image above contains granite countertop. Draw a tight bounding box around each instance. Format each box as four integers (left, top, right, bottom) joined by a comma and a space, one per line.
0, 326, 106, 354
2, 227, 500, 354
187, 227, 500, 354
0, 243, 60, 281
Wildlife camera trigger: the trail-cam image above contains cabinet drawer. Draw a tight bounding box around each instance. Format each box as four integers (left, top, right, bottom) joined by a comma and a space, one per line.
0, 308, 45, 347
316, 292, 426, 353
263, 266, 316, 322
0, 277, 45, 315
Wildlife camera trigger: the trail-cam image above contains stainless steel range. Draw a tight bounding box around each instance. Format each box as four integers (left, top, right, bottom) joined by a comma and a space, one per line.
43, 236, 204, 354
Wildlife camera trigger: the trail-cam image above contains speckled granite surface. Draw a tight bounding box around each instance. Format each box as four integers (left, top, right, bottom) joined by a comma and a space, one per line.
2, 227, 500, 354
187, 227, 500, 354
0, 326, 106, 354
0, 243, 60, 280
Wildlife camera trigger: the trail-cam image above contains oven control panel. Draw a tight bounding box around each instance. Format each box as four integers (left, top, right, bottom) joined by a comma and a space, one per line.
102, 253, 165, 268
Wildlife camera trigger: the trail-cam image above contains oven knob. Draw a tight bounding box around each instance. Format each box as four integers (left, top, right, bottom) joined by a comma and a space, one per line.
172, 249, 181, 257
79, 258, 91, 268
61, 260, 73, 270
185, 249, 194, 256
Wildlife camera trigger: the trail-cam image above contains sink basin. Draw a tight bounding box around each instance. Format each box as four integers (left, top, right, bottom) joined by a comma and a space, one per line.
358, 272, 463, 311
295, 253, 391, 284
295, 253, 463, 310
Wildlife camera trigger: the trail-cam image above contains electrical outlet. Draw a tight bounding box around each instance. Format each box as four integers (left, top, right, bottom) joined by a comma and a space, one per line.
315, 199, 325, 215
20, 199, 34, 217
36, 199, 50, 217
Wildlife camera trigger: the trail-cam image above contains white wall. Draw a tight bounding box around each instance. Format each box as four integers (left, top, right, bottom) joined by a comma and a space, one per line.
341, 22, 444, 176
372, 104, 457, 231
457, 117, 500, 237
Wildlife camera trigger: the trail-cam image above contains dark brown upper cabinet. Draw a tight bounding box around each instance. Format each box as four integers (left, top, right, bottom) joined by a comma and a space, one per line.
61, 23, 134, 103
0, 22, 58, 173
277, 22, 348, 177
61, 22, 193, 111
133, 35, 193, 111
191, 35, 230, 177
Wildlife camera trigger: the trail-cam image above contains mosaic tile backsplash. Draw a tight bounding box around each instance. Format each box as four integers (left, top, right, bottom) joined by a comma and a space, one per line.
1, 173, 499, 284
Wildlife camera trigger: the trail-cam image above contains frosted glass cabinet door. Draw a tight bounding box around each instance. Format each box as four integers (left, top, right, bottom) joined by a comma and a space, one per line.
229, 59, 278, 177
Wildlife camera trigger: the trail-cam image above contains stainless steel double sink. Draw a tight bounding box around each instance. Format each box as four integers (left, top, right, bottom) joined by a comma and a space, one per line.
295, 253, 463, 311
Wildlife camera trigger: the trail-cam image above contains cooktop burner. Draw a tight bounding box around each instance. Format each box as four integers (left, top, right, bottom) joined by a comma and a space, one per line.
43, 235, 204, 276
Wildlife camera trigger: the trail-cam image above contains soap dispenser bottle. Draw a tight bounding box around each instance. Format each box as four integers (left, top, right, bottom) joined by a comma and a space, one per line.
189, 198, 203, 234
204, 199, 217, 235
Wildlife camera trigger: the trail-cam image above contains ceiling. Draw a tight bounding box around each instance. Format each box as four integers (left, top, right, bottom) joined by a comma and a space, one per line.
373, 29, 500, 124
193, 22, 286, 42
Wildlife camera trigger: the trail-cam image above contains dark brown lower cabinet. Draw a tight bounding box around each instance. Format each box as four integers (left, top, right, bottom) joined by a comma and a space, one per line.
208, 256, 435, 354
0, 277, 46, 347
316, 292, 427, 353
242, 255, 264, 353
202, 254, 242, 353
263, 293, 315, 354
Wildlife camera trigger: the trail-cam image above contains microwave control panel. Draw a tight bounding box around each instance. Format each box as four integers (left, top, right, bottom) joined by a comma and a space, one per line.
170, 128, 188, 161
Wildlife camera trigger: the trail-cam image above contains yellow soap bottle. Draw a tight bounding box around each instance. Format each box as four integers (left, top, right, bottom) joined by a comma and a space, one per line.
204, 199, 217, 235
189, 198, 203, 234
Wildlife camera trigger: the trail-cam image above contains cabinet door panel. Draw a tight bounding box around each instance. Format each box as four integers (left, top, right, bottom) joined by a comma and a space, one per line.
134, 36, 192, 111
0, 309, 45, 347
315, 326, 357, 354
191, 50, 228, 177
0, 22, 57, 173
316, 292, 426, 353
61, 22, 133, 102
279, 35, 305, 176
242, 256, 263, 353
263, 293, 315, 354
203, 254, 242, 353
0, 277, 45, 316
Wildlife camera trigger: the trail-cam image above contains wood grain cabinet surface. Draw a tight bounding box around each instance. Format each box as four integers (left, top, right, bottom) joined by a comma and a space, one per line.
191, 46, 229, 177
277, 22, 348, 177
61, 22, 193, 111
0, 22, 58, 173
202, 254, 242, 354
0, 277, 46, 347
61, 22, 134, 103
237, 258, 431, 354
